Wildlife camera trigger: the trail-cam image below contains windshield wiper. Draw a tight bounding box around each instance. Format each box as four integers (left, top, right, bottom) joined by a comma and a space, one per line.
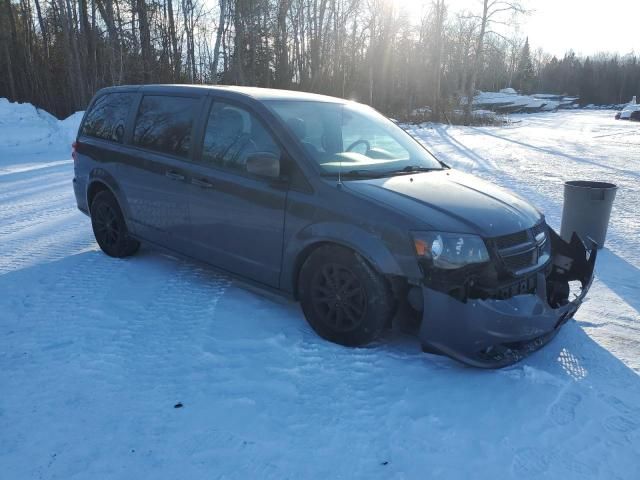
321, 169, 387, 179
393, 165, 442, 174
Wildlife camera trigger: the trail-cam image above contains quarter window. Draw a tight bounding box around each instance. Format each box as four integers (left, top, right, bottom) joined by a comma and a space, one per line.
201, 101, 280, 173
81, 93, 133, 143
133, 95, 197, 158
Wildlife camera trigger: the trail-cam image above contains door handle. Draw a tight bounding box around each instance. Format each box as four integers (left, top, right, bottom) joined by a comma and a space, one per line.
166, 171, 185, 181
191, 178, 214, 189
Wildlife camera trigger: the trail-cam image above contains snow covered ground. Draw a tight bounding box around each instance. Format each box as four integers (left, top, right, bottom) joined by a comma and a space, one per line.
1, 102, 639, 479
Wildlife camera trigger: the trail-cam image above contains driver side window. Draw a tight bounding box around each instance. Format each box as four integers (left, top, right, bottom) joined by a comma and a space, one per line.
201, 101, 280, 174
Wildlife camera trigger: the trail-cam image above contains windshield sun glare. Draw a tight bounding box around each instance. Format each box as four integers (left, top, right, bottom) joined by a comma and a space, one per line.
266, 100, 443, 177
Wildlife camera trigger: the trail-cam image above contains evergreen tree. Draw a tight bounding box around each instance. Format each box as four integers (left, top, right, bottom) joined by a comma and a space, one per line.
516, 37, 535, 93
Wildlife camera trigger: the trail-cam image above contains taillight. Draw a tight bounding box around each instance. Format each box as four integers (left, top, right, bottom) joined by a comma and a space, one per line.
72, 141, 78, 163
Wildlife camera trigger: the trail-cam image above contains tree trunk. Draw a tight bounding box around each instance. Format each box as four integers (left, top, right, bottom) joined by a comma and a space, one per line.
275, 0, 290, 88
2, 0, 19, 99
33, 0, 49, 58
2, 38, 17, 99
232, 0, 245, 85
432, 0, 445, 122
79, 0, 96, 96
136, 0, 153, 82
60, 0, 88, 107
464, 0, 488, 125
167, 0, 181, 81
210, 0, 227, 84
95, 0, 120, 83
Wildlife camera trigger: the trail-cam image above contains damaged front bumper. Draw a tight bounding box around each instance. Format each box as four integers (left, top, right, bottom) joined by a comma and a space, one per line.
418, 230, 597, 368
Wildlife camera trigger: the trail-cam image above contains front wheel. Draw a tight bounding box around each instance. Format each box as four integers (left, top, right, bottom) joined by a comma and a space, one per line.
90, 190, 140, 258
298, 245, 395, 347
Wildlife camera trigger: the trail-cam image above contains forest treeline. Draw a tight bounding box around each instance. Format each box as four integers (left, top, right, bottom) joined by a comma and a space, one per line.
1, 0, 638, 120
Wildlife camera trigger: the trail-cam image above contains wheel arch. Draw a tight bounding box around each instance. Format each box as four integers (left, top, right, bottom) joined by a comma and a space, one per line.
86, 180, 113, 212
86, 170, 139, 240
284, 224, 406, 300
86, 168, 133, 222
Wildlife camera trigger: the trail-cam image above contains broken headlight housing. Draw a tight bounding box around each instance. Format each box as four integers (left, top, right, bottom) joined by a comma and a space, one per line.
412, 231, 490, 270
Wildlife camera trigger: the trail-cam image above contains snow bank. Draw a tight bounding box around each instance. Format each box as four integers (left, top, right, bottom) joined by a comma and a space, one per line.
0, 98, 83, 154
0, 98, 59, 148
59, 111, 85, 145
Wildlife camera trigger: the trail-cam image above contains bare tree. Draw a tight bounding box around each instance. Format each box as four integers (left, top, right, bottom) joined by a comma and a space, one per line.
1, 0, 637, 121
463, 0, 525, 124
431, 0, 446, 121
167, 0, 181, 80
211, 0, 227, 84
136, 0, 153, 82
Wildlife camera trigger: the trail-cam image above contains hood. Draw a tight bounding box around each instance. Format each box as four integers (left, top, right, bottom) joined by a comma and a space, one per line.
344, 169, 542, 237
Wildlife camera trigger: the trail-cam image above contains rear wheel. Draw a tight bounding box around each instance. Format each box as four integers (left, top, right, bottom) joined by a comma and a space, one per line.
90, 190, 140, 258
298, 245, 395, 346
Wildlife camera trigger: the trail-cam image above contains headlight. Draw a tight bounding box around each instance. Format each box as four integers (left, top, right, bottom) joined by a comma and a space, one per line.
412, 231, 490, 269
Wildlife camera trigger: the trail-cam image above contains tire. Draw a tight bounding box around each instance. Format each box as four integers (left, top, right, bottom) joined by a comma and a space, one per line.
90, 190, 140, 258
298, 245, 395, 347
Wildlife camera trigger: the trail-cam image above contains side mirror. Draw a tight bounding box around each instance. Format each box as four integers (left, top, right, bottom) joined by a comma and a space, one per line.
246, 152, 281, 179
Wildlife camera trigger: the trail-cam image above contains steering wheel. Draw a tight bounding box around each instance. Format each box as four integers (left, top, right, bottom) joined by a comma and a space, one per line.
346, 139, 371, 154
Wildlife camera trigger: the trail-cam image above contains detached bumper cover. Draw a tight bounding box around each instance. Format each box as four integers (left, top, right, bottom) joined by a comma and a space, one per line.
418, 231, 597, 368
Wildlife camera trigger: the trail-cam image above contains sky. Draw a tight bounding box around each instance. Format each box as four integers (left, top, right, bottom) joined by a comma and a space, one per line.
394, 0, 640, 57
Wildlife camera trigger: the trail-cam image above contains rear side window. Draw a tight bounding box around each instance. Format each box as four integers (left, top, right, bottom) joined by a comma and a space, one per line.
133, 95, 197, 158
81, 93, 133, 143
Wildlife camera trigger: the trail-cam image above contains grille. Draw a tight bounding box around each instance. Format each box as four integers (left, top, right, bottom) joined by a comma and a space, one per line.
493, 222, 548, 274
494, 230, 529, 249
502, 250, 536, 271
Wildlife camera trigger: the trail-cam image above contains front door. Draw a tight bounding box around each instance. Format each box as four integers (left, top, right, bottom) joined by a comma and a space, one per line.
186, 99, 288, 287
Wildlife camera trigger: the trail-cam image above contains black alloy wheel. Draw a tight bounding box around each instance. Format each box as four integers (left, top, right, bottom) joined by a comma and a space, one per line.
90, 190, 140, 258
299, 245, 395, 347
310, 263, 367, 332
93, 201, 121, 249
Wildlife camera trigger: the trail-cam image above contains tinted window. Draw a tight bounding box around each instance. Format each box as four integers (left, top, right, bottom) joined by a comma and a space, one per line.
133, 95, 197, 158
81, 93, 133, 143
201, 101, 280, 173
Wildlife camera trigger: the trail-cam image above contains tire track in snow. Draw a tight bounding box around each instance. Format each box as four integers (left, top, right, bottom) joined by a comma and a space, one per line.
0, 218, 95, 274
0, 176, 70, 201
0, 161, 92, 273
0, 159, 72, 176
70, 256, 232, 395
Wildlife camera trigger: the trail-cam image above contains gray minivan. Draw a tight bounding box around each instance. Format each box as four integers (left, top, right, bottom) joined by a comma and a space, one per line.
72, 85, 596, 368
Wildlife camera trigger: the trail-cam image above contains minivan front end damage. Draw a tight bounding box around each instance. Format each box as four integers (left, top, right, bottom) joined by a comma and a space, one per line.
415, 228, 597, 368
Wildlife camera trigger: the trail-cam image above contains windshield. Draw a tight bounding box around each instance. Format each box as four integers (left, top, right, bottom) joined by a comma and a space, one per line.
265, 100, 443, 176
